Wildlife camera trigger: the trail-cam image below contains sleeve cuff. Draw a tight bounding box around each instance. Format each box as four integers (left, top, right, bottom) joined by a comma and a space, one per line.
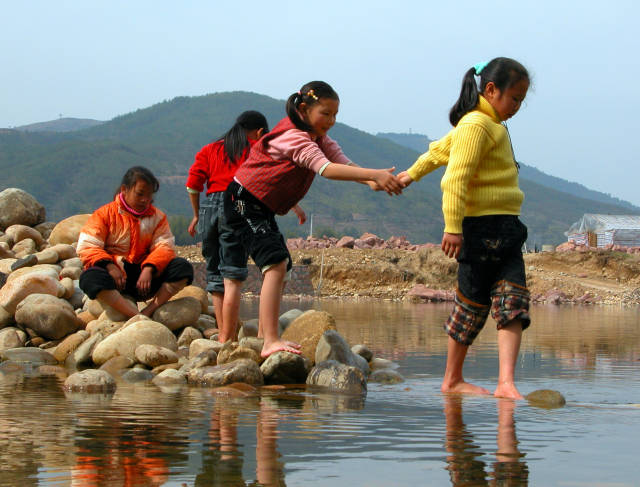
318, 161, 331, 175
186, 187, 200, 194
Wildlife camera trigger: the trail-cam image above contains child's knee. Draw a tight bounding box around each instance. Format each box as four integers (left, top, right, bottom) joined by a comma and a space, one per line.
444, 291, 490, 346
490, 280, 531, 330
161, 278, 188, 296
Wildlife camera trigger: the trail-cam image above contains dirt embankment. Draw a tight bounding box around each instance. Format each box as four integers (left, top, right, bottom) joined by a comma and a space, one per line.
177, 245, 640, 305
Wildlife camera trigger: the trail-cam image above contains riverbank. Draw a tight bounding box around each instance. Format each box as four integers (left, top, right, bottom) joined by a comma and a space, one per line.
177, 244, 640, 305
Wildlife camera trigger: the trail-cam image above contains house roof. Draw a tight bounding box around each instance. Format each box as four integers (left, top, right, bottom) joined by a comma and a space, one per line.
566, 214, 640, 235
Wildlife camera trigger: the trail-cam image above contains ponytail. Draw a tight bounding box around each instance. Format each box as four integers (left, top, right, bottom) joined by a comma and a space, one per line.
286, 81, 339, 132
449, 57, 530, 126
218, 110, 269, 163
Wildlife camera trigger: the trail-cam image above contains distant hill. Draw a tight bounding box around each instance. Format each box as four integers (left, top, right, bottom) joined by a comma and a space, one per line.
377, 132, 432, 153
1, 91, 637, 246
13, 117, 104, 133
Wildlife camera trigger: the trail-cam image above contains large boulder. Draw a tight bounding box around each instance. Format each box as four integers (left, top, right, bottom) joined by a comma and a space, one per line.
152, 297, 201, 331
15, 294, 81, 340
0, 272, 64, 314
306, 360, 367, 395
281, 310, 337, 365
48, 214, 91, 245
0, 189, 46, 230
170, 286, 209, 314
187, 359, 264, 386
91, 320, 178, 366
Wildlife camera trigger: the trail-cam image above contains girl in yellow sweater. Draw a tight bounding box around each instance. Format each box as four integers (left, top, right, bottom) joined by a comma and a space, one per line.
399, 57, 531, 399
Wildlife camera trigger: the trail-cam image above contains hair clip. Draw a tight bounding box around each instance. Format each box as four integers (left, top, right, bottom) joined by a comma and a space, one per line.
473, 61, 489, 75
306, 89, 318, 101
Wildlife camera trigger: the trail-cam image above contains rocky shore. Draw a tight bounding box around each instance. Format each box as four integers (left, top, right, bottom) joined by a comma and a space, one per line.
0, 189, 403, 397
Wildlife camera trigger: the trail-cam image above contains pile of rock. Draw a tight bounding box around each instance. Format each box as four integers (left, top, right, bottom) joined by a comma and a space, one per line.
286, 232, 438, 251
0, 189, 402, 396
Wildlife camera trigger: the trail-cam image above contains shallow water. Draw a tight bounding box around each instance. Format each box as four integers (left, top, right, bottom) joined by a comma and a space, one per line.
0, 301, 639, 486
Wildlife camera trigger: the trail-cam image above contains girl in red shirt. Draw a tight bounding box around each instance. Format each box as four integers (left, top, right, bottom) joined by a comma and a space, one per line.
186, 111, 269, 339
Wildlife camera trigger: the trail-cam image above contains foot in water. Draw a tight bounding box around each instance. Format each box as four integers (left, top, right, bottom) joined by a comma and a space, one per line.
261, 339, 301, 358
441, 380, 491, 395
494, 382, 524, 400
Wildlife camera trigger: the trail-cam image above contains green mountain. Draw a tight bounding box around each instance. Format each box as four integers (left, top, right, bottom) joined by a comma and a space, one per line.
0, 91, 636, 246
13, 117, 105, 133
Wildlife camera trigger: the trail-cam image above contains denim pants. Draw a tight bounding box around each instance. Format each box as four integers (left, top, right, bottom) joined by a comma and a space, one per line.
198, 191, 248, 292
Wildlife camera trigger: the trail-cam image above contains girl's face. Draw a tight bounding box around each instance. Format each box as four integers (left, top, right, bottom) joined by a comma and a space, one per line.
484, 78, 529, 121
122, 179, 153, 212
300, 98, 339, 137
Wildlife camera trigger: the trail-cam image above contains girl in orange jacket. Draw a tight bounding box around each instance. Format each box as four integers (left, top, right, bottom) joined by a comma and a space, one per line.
78, 166, 193, 318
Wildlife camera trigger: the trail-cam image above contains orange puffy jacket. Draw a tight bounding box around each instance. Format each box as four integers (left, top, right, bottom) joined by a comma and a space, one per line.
77, 196, 175, 274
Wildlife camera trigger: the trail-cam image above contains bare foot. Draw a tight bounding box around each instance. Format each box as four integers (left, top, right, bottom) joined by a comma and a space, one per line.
494, 381, 524, 400
261, 339, 302, 358
441, 380, 491, 395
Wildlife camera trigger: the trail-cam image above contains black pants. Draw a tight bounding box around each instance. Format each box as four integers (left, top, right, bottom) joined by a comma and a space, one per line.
79, 257, 193, 300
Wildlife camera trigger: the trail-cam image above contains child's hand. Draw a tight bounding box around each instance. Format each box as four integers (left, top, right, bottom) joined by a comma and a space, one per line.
106, 262, 126, 291
397, 171, 414, 188
373, 168, 403, 195
137, 266, 154, 298
187, 216, 199, 237
441, 233, 463, 259
292, 204, 307, 225
366, 181, 383, 191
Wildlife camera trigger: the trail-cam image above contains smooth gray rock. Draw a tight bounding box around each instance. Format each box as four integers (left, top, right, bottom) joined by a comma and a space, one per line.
306, 360, 367, 394
315, 330, 367, 374
68, 332, 104, 366
64, 369, 116, 393
1, 347, 57, 366
187, 359, 264, 386
260, 351, 309, 384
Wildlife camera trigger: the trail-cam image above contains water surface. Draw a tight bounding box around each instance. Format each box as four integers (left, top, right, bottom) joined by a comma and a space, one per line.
0, 302, 638, 486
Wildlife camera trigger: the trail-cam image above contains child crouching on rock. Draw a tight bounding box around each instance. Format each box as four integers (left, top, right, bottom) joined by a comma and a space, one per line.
78, 166, 194, 319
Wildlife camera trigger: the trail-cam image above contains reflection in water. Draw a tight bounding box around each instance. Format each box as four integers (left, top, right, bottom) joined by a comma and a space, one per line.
0, 303, 638, 485
444, 396, 528, 486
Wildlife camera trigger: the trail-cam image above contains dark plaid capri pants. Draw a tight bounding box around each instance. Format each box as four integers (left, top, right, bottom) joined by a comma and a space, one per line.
445, 215, 531, 346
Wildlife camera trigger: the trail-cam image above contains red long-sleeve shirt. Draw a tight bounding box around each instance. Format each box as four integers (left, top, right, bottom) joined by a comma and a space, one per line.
186, 139, 256, 194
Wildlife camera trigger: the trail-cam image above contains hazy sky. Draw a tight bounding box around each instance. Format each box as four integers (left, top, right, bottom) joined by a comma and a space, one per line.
3, 1, 639, 205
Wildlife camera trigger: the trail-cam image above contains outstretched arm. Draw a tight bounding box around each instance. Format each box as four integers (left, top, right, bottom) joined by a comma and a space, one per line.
321, 163, 403, 195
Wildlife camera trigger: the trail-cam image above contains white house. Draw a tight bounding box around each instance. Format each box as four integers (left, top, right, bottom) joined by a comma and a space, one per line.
565, 214, 640, 248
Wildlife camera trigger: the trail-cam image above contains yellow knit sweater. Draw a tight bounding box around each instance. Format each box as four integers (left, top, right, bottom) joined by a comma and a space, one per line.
407, 96, 524, 234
